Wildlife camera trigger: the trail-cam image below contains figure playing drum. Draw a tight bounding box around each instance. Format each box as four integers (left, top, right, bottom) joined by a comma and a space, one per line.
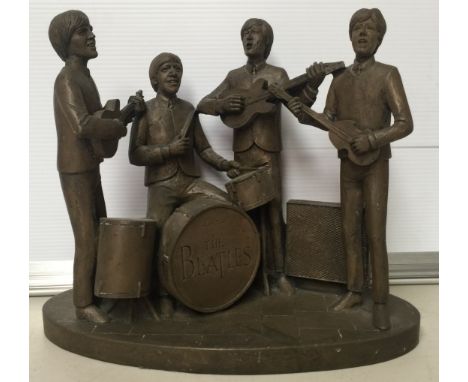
129, 52, 239, 317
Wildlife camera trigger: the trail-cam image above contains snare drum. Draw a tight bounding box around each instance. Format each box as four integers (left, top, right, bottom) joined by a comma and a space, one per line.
94, 218, 158, 299
159, 198, 260, 313
225, 165, 277, 211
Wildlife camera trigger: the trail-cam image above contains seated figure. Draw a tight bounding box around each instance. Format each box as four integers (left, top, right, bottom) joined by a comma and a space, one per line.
129, 52, 239, 316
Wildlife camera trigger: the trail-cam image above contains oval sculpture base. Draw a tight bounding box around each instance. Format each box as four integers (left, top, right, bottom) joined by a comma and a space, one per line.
43, 287, 419, 374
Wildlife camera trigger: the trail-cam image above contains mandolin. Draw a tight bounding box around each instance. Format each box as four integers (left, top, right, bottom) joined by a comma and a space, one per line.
220, 61, 345, 129
268, 86, 380, 166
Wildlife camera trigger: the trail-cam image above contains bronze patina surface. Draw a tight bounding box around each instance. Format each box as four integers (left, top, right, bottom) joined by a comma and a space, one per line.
159, 198, 260, 313
286, 200, 368, 284
43, 287, 419, 374
44, 7, 421, 372
94, 218, 158, 299
48, 10, 145, 324
197, 18, 329, 293
283, 8, 414, 330
225, 165, 276, 211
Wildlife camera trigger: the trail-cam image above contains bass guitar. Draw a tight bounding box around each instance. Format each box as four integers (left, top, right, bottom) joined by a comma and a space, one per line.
268, 86, 380, 166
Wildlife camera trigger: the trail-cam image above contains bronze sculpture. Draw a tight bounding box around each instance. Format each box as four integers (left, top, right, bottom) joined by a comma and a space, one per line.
197, 18, 326, 295
48, 10, 144, 323
42, 9, 421, 373
129, 52, 240, 317
281, 8, 414, 330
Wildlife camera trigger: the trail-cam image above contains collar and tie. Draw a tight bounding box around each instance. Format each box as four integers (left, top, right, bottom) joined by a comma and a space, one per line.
245, 60, 266, 75
155, 94, 179, 132
352, 56, 376, 75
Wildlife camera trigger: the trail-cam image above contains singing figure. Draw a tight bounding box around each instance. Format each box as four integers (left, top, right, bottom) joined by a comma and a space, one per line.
197, 18, 324, 294
129, 52, 238, 317
49, 10, 143, 323
286, 8, 413, 330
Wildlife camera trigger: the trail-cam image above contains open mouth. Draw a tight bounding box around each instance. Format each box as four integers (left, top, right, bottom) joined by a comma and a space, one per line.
246, 42, 253, 49
87, 41, 96, 48
167, 79, 179, 85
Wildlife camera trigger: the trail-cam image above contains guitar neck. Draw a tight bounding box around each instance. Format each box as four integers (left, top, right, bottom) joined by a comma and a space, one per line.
120, 90, 143, 122
283, 61, 345, 92
273, 86, 351, 142
120, 103, 135, 122
304, 108, 354, 142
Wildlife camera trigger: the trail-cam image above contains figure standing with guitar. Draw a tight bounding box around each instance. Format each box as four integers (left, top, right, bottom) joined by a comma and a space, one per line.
49, 10, 145, 323
284, 8, 413, 330
197, 18, 331, 295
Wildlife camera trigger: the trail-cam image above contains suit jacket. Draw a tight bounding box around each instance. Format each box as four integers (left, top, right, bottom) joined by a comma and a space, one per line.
53, 59, 122, 174
198, 61, 320, 153
198, 62, 289, 153
129, 95, 224, 186
312, 57, 413, 160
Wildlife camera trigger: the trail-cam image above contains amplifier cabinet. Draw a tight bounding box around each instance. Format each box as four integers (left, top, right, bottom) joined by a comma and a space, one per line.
285, 200, 368, 284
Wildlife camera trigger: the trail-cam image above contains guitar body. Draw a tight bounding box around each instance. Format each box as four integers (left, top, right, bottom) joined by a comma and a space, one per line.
220, 79, 276, 129
327, 120, 380, 166
219, 61, 346, 129
91, 99, 121, 159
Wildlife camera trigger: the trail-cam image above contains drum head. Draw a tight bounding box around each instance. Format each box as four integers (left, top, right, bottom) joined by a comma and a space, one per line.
161, 200, 260, 313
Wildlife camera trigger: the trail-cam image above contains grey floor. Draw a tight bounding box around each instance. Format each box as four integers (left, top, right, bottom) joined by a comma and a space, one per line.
30, 285, 438, 382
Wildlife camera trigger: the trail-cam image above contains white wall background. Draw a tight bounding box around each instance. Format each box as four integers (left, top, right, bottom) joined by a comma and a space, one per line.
30, 0, 438, 262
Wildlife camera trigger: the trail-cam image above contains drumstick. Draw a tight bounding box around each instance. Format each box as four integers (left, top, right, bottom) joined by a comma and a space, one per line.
238, 166, 258, 171
237, 163, 270, 172
179, 109, 196, 138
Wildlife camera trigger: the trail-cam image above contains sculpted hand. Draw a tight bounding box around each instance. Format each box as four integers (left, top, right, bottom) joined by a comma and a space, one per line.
120, 91, 145, 124
128, 91, 146, 116
306, 62, 326, 89
220, 160, 241, 172
217, 94, 245, 114
169, 137, 190, 156
113, 119, 127, 138
287, 97, 304, 119
227, 168, 241, 179
351, 134, 371, 154
267, 83, 284, 100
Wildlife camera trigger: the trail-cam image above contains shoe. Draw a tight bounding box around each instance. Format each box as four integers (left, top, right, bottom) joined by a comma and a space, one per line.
75, 304, 110, 324
332, 291, 362, 311
160, 295, 174, 319
373, 303, 391, 330
277, 273, 295, 296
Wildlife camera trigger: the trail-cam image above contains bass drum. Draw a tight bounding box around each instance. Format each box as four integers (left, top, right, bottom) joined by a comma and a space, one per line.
159, 198, 260, 313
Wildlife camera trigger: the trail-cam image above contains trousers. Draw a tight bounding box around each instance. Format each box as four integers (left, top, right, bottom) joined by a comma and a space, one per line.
340, 156, 389, 304
60, 168, 106, 308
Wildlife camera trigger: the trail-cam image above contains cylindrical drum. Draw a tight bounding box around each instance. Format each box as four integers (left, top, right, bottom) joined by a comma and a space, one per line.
94, 218, 158, 299
225, 165, 277, 211
159, 198, 260, 313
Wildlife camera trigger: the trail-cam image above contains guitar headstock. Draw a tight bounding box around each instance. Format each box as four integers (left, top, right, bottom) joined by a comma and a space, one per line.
324, 61, 346, 76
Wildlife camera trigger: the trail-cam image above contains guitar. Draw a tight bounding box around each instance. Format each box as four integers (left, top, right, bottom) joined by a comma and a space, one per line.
220, 61, 345, 129
91, 90, 143, 159
268, 86, 380, 166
